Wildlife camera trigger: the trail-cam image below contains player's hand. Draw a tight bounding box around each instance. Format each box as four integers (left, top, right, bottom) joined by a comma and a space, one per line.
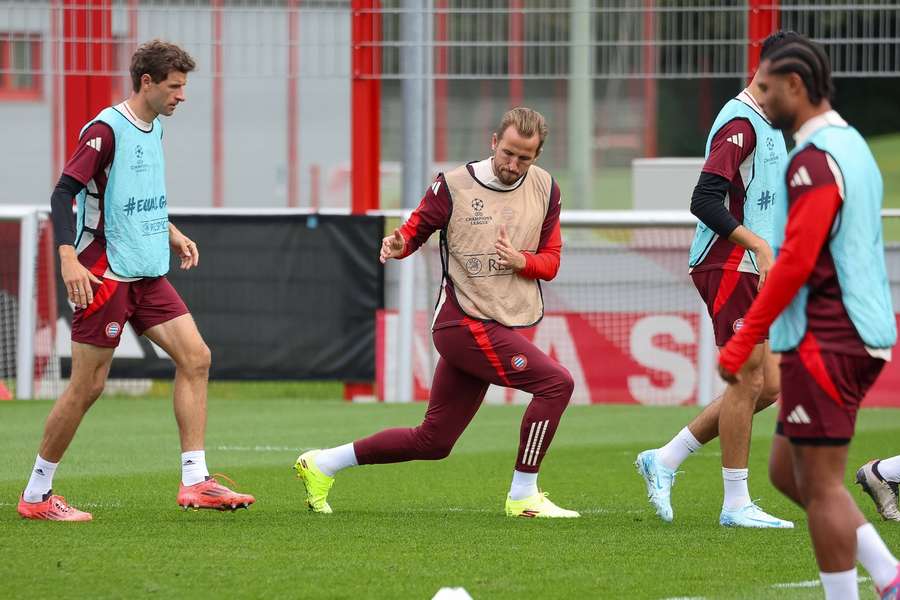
718, 363, 740, 385
170, 228, 199, 270
380, 229, 405, 264
60, 251, 102, 309
754, 240, 775, 291
495, 224, 526, 271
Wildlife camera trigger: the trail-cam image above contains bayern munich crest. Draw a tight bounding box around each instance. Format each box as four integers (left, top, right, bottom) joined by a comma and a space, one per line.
105, 322, 122, 338
511, 353, 528, 371
732, 318, 745, 333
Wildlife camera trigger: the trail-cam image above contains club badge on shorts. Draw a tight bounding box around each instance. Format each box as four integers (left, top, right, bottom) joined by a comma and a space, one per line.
105, 322, 122, 338
733, 318, 745, 333
511, 353, 528, 371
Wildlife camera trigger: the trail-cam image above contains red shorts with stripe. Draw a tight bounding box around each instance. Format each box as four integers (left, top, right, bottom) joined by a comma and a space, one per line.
71, 276, 189, 348
777, 333, 885, 443
691, 269, 763, 347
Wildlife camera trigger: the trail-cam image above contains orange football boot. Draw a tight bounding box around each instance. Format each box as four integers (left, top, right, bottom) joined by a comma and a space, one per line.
177, 475, 256, 511
17, 492, 92, 522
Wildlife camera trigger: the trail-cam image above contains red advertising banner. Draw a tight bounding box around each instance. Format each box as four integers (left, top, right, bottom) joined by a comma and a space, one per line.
376, 310, 900, 408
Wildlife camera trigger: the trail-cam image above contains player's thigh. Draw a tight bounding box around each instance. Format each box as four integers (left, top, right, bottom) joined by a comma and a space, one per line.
768, 432, 796, 492
69, 341, 116, 390
434, 321, 571, 395
790, 442, 850, 496
421, 357, 489, 434
142, 313, 210, 369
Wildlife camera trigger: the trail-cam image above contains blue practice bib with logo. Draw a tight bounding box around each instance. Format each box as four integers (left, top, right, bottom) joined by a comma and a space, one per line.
75, 106, 169, 277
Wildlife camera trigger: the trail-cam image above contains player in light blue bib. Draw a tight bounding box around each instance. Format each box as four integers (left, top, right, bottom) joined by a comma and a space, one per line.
21, 40, 255, 521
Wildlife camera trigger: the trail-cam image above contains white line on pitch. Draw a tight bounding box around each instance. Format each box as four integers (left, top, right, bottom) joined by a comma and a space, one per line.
771, 576, 870, 589
215, 445, 302, 452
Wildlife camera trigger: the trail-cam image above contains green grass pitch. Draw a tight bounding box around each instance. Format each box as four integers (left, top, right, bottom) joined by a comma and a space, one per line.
1, 387, 899, 599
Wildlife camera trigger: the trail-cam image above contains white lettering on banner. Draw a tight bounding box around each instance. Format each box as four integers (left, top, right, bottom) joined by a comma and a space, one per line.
376, 310, 705, 405
627, 315, 696, 405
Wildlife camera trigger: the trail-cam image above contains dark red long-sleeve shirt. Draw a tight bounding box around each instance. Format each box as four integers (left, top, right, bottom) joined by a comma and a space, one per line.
720, 144, 871, 374
397, 168, 562, 328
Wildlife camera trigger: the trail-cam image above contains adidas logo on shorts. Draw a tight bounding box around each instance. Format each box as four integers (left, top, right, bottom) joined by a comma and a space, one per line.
786, 405, 812, 425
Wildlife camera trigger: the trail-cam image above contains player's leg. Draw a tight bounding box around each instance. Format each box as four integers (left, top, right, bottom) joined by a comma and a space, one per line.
18, 274, 127, 521
780, 349, 900, 597
659, 343, 779, 462
295, 354, 487, 513
718, 342, 792, 527
17, 342, 114, 521
791, 442, 900, 599
137, 278, 253, 510
768, 431, 803, 507
443, 319, 578, 518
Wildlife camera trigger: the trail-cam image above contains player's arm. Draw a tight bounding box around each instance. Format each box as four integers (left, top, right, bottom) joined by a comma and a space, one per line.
718, 150, 843, 380
380, 175, 451, 263
498, 180, 562, 280
52, 122, 114, 308
168, 222, 199, 270
691, 118, 773, 288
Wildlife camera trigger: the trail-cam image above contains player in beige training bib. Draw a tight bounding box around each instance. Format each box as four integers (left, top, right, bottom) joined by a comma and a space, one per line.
296, 108, 579, 519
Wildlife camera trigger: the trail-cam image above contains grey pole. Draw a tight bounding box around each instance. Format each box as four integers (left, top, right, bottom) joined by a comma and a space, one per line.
396, 0, 430, 403
568, 0, 593, 208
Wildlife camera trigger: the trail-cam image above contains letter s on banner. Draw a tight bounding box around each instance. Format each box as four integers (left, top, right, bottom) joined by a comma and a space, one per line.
627, 315, 696, 406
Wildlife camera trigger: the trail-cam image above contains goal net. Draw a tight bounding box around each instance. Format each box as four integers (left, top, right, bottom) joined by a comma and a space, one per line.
0, 207, 62, 400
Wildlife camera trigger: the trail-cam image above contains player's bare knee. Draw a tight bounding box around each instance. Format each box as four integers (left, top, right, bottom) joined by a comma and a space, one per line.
756, 384, 779, 411
178, 343, 211, 379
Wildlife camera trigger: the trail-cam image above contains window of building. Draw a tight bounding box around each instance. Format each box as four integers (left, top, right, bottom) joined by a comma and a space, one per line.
0, 33, 42, 101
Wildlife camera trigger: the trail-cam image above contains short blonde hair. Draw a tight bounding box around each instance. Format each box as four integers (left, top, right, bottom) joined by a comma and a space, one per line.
495, 107, 548, 153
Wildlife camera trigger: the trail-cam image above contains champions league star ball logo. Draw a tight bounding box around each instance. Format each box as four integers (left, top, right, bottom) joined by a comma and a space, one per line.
135, 145, 144, 161
766, 137, 775, 152
471, 198, 484, 212
105, 322, 122, 338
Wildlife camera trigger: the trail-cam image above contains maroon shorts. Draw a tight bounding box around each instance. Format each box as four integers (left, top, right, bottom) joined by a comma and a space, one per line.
777, 334, 885, 444
71, 276, 189, 348
691, 269, 762, 347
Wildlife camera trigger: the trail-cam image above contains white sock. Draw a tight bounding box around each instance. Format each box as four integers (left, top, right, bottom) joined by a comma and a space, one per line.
315, 443, 358, 477
657, 427, 702, 470
23, 455, 58, 503
819, 568, 859, 600
722, 467, 751, 510
181, 450, 209, 486
876, 456, 900, 482
509, 470, 539, 501
857, 523, 899, 589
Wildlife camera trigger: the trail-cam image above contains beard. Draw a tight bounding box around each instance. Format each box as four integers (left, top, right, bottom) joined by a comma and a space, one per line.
497, 168, 520, 185
768, 108, 795, 132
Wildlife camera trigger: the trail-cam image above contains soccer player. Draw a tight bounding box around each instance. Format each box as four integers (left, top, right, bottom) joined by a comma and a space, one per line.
295, 108, 578, 518
719, 36, 900, 599
858, 456, 900, 521
635, 31, 799, 528
16, 40, 255, 521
